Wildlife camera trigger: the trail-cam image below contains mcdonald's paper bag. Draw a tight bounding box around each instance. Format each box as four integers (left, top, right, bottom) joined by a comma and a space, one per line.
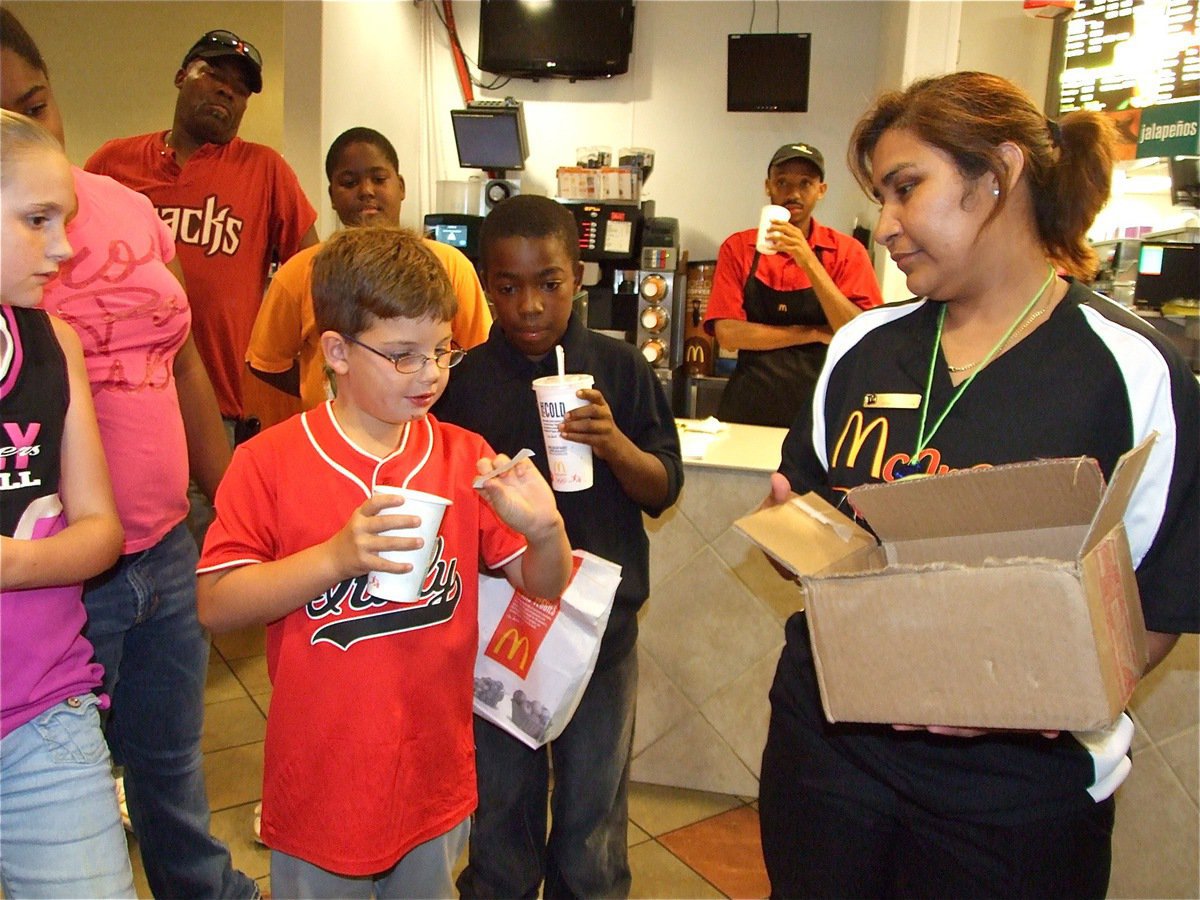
474, 550, 622, 748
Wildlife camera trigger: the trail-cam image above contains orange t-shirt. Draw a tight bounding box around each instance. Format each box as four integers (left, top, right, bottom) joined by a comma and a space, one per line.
247, 239, 492, 410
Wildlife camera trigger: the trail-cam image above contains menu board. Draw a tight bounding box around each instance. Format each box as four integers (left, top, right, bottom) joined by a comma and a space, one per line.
1056, 0, 1199, 113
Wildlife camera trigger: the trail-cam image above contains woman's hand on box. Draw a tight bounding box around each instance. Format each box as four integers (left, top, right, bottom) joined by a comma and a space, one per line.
892, 724, 1061, 739
762, 472, 796, 509
760, 473, 802, 582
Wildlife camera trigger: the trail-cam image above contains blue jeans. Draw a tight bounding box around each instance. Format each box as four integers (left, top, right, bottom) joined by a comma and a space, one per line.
83, 521, 258, 899
457, 646, 637, 900
0, 695, 136, 898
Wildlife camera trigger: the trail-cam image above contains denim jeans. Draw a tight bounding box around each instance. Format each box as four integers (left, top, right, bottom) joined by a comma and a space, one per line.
83, 521, 258, 899
0, 694, 136, 898
457, 646, 637, 900
271, 816, 470, 899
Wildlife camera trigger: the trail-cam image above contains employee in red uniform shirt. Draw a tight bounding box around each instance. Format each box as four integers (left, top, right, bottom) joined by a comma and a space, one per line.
704, 142, 883, 427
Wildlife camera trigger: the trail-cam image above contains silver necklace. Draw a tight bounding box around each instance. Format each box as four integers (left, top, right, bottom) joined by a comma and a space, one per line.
946, 278, 1055, 373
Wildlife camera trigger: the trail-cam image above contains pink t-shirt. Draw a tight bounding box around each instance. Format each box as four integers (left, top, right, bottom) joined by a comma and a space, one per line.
41, 168, 191, 553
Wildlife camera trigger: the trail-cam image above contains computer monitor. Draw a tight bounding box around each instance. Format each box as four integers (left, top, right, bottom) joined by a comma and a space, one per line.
450, 106, 528, 174
423, 214, 482, 262
1133, 242, 1200, 308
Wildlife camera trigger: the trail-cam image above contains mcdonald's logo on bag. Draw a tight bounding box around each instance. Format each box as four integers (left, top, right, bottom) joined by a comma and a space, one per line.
489, 628, 531, 672
483, 558, 580, 678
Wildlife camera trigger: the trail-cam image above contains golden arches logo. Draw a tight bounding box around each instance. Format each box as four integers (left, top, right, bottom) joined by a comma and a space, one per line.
685, 343, 707, 363
831, 410, 889, 478
490, 628, 531, 671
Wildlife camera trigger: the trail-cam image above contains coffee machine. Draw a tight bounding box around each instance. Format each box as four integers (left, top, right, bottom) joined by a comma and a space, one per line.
569, 202, 645, 336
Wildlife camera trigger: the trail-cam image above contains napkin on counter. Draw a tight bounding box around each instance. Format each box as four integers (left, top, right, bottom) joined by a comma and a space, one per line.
677, 417, 727, 460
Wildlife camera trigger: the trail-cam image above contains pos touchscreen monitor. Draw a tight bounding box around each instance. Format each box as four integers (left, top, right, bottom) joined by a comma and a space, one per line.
451, 105, 528, 173
1133, 241, 1200, 309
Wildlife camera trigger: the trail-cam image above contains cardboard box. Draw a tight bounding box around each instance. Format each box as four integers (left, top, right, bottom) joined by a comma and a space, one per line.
735, 439, 1154, 731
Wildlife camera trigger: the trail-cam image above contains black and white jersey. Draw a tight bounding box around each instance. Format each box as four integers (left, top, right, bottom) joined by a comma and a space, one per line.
776, 280, 1198, 821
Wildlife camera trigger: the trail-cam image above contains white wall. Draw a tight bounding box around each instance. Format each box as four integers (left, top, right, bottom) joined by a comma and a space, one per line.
308, 2, 428, 238
6, 1, 287, 168
8, 1, 1073, 272
315, 1, 888, 261
957, 1, 1055, 103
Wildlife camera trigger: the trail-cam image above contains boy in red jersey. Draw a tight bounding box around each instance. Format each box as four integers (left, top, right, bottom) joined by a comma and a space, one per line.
196, 227, 571, 898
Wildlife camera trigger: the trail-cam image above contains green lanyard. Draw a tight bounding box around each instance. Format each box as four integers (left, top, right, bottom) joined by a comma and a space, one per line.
913, 266, 1055, 458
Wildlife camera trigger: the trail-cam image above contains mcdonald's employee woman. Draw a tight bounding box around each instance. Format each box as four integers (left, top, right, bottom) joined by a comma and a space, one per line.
703, 141, 882, 428
756, 72, 1198, 898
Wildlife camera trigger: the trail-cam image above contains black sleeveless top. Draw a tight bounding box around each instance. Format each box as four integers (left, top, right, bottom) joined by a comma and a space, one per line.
1, 306, 69, 538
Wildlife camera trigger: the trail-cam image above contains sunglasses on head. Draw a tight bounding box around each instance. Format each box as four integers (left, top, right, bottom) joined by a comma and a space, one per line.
193, 30, 262, 68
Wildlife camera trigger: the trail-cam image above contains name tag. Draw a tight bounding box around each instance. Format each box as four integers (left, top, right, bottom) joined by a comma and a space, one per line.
863, 392, 921, 409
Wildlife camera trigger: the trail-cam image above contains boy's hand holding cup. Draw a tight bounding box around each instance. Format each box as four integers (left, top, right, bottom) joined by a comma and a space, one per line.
532, 373, 595, 492
362, 487, 453, 603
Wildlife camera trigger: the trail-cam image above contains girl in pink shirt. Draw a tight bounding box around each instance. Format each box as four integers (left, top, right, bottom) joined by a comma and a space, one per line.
0, 108, 133, 898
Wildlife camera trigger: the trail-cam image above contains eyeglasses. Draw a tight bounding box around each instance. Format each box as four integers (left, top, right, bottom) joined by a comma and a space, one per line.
193, 30, 262, 68
343, 336, 466, 374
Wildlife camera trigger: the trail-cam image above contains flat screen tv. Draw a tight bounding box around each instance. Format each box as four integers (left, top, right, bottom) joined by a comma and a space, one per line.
451, 106, 528, 172
478, 0, 635, 80
728, 33, 811, 113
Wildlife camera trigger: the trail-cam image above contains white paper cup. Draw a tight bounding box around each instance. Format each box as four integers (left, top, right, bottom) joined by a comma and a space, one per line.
755, 204, 791, 255
366, 486, 453, 602
532, 374, 594, 492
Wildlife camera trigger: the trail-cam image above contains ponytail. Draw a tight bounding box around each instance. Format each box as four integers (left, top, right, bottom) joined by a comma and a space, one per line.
1033, 111, 1116, 278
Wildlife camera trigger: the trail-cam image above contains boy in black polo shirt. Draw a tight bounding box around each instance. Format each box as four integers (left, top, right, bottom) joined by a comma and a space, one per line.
436, 195, 683, 898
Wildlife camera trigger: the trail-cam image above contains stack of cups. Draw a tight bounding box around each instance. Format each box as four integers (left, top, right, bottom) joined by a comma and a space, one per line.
531, 374, 595, 492
366, 486, 453, 602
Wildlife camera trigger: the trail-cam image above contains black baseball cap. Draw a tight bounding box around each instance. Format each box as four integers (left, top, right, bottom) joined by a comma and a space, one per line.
181, 30, 263, 94
768, 142, 825, 180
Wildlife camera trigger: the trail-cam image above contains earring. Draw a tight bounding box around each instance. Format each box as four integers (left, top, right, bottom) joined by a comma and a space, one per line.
992, 187, 1000, 197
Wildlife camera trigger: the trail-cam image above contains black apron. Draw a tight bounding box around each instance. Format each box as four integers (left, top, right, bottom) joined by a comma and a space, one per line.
716, 251, 829, 428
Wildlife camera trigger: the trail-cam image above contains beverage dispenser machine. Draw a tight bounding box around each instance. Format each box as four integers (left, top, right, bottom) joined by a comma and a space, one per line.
566, 202, 685, 402
568, 202, 644, 335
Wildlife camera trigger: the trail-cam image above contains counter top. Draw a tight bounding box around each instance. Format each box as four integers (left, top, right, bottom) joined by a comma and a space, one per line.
675, 419, 786, 472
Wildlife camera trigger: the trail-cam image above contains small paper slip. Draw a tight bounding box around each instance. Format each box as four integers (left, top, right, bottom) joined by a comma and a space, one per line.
678, 417, 726, 461
680, 432, 716, 461
473, 449, 536, 489
678, 416, 726, 435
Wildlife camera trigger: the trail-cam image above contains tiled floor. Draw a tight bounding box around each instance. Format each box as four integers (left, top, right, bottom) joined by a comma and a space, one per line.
126, 626, 1198, 899
125, 624, 771, 899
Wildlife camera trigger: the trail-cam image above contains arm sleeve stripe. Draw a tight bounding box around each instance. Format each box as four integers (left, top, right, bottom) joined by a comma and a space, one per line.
1078, 303, 1177, 566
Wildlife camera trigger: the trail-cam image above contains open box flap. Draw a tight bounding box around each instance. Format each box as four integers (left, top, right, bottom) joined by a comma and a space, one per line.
846, 456, 1106, 545
1082, 433, 1157, 558
734, 492, 877, 577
